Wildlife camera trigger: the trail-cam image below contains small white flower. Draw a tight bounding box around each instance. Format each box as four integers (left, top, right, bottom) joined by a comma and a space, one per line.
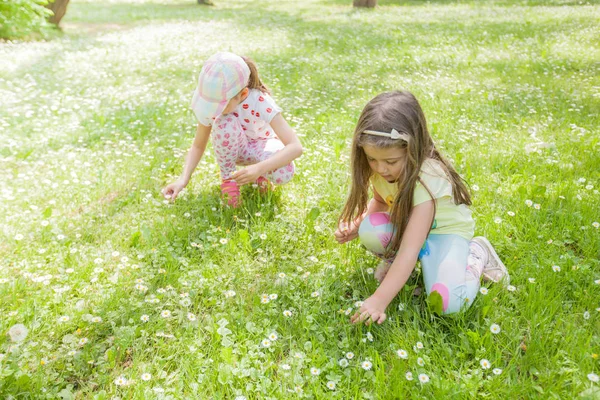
161, 310, 171, 318
338, 358, 349, 367
472, 184, 480, 191
326, 381, 336, 390
507, 285, 517, 292
416, 341, 424, 350
224, 290, 236, 298
114, 376, 128, 386
283, 310, 292, 317
346, 352, 354, 360
79, 338, 88, 345
507, 211, 515, 216
311, 291, 320, 298
588, 373, 599, 382
354, 301, 364, 308
261, 339, 271, 348
490, 324, 501, 334
8, 324, 28, 342
260, 233, 267, 240
219, 238, 228, 245
418, 373, 430, 383
528, 278, 536, 283
398, 303, 405, 311
281, 364, 291, 370
494, 217, 502, 224
310, 367, 320, 376
141, 373, 152, 381
366, 332, 374, 342
493, 368, 503, 375
366, 267, 374, 274
111, 251, 120, 257
397, 349, 408, 359
534, 203, 541, 210
269, 332, 278, 341
525, 200, 533, 207
269, 293, 278, 300
361, 360, 372, 370
417, 357, 425, 366
405, 371, 413, 381
234, 396, 246, 400
584, 311, 590, 320
58, 316, 70, 323
479, 287, 488, 295
480, 359, 491, 369
187, 313, 196, 321
592, 222, 599, 229
14, 234, 24, 241
141, 314, 149, 322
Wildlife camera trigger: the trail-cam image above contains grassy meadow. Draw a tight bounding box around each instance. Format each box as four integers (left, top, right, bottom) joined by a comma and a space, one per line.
0, 0, 599, 398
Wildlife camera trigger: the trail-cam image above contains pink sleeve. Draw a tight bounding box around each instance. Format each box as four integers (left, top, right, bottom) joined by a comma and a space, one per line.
254, 92, 282, 123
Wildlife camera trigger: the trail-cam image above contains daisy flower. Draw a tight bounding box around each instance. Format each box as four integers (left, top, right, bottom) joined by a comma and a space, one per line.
418, 373, 430, 383
507, 285, 517, 292
397, 349, 408, 359
405, 371, 413, 381
141, 314, 149, 322
490, 324, 501, 334
480, 359, 491, 369
417, 357, 425, 366
58, 316, 70, 322
283, 310, 292, 317
187, 313, 196, 321
338, 358, 349, 367
346, 352, 355, 360
552, 265, 561, 272
479, 287, 488, 295
310, 367, 320, 376
281, 364, 291, 370
141, 373, 152, 381
326, 381, 336, 390
161, 310, 171, 318
361, 360, 372, 370
261, 339, 271, 348
493, 368, 503, 375
588, 373, 599, 382
269, 332, 278, 341
114, 376, 128, 386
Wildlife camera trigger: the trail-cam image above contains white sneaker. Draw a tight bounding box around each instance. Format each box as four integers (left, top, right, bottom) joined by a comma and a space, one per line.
471, 236, 510, 284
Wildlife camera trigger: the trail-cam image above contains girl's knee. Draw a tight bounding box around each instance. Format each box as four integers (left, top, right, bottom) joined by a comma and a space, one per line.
358, 213, 393, 256
271, 163, 295, 185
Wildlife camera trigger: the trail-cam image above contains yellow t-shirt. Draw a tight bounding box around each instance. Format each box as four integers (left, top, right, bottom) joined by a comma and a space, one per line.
370, 158, 474, 240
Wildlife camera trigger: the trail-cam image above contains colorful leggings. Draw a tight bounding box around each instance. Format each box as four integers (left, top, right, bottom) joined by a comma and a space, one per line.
211, 114, 295, 184
359, 212, 482, 314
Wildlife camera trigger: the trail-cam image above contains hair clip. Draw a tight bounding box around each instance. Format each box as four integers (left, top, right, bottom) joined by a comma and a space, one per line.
363, 128, 410, 141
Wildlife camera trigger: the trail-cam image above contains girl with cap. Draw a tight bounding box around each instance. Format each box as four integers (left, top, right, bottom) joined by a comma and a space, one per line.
162, 52, 302, 207
335, 91, 509, 324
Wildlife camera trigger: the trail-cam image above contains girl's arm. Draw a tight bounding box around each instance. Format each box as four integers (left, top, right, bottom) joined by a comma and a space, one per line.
351, 199, 435, 324
162, 123, 211, 200
230, 113, 303, 185
335, 186, 388, 244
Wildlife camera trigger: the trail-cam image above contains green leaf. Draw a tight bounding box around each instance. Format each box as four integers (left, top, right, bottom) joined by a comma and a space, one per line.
307, 207, 320, 221
43, 207, 52, 219
130, 231, 141, 247
533, 185, 546, 196
427, 291, 444, 315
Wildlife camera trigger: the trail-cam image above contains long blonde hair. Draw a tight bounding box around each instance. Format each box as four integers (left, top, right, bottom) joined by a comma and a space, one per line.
241, 56, 270, 94
339, 91, 471, 256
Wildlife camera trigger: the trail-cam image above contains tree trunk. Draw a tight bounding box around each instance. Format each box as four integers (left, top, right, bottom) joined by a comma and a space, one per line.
46, 0, 70, 26
197, 0, 215, 5
353, 0, 377, 7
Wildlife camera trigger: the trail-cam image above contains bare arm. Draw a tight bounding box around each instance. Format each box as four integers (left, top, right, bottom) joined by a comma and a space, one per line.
351, 200, 435, 324
162, 123, 211, 200
231, 113, 303, 185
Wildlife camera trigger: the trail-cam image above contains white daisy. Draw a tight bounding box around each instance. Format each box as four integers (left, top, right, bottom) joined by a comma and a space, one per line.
141, 373, 151, 381
405, 371, 413, 381
480, 359, 491, 369
588, 373, 599, 382
490, 324, 501, 334
326, 381, 336, 390
361, 360, 372, 370
479, 287, 488, 295
418, 373, 430, 383
397, 349, 408, 359
493, 368, 502, 375
310, 367, 320, 376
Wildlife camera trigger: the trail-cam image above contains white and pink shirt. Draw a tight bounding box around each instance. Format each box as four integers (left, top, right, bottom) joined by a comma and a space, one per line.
226, 89, 282, 140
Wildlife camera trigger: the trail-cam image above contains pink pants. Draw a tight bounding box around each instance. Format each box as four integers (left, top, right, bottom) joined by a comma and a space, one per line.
211, 115, 295, 184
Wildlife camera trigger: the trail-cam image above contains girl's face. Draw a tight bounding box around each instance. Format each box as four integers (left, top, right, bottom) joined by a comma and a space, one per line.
362, 144, 406, 182
222, 88, 249, 115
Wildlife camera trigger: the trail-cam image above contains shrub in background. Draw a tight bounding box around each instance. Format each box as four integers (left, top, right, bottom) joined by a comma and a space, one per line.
0, 0, 52, 39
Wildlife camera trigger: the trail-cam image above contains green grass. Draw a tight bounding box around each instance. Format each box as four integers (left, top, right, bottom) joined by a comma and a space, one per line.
1, 0, 599, 398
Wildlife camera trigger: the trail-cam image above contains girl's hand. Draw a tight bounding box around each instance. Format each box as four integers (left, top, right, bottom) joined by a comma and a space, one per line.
334, 220, 360, 244
161, 179, 187, 201
231, 164, 264, 186
350, 294, 388, 325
